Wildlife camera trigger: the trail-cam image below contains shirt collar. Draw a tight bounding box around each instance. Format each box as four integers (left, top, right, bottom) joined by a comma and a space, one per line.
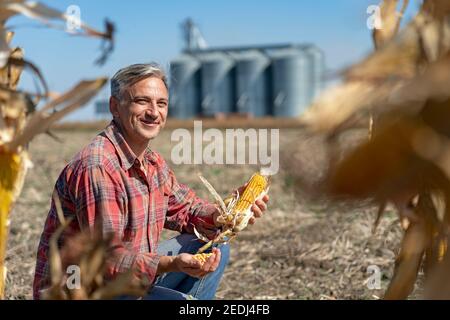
103, 120, 157, 170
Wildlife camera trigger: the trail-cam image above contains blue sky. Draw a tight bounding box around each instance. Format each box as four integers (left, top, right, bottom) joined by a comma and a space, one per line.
8, 0, 421, 121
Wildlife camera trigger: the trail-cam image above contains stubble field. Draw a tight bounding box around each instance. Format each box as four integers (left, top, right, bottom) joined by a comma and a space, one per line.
5, 123, 421, 299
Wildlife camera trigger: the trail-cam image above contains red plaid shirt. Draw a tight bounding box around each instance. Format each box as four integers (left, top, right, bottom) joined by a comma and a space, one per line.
33, 121, 218, 299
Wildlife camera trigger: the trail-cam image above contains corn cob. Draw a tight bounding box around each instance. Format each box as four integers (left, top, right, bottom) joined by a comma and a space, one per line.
0, 150, 26, 298
230, 172, 268, 231
196, 171, 270, 253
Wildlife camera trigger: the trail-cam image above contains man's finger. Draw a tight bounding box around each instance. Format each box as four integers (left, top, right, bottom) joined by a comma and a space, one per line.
255, 199, 267, 211
249, 216, 256, 224
201, 251, 215, 271
201, 248, 219, 273
262, 194, 269, 203
201, 260, 212, 272
251, 204, 263, 218
208, 248, 221, 272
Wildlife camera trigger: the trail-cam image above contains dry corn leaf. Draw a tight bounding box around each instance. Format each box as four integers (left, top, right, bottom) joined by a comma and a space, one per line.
388, 54, 450, 108
302, 36, 450, 138
7, 78, 107, 151
0, 47, 23, 89
6, 56, 48, 95
89, 271, 148, 300
43, 193, 148, 300
294, 0, 450, 300
0, 0, 115, 67
327, 114, 450, 201
421, 0, 450, 22
373, 0, 409, 49
345, 3, 450, 82
44, 225, 147, 300
424, 236, 450, 299
384, 194, 435, 299
300, 81, 398, 135
345, 22, 422, 82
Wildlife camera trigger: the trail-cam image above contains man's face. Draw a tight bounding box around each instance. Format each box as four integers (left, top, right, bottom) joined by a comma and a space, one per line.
110, 77, 168, 144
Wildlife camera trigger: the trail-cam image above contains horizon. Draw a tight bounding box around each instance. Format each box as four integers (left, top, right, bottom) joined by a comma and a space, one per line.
8, 0, 421, 121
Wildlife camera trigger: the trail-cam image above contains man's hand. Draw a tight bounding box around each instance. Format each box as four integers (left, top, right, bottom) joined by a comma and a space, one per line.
173, 247, 221, 278
213, 185, 269, 227
248, 193, 269, 225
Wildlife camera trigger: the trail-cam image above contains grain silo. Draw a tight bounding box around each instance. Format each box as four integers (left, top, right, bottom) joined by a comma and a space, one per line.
199, 52, 235, 116
167, 19, 326, 118
169, 54, 201, 119
270, 48, 310, 117
233, 50, 271, 117
304, 45, 325, 103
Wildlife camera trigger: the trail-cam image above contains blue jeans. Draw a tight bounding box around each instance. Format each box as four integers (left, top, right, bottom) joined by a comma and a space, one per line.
144, 233, 230, 300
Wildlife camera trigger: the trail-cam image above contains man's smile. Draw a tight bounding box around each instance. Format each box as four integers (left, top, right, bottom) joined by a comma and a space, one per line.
139, 118, 160, 127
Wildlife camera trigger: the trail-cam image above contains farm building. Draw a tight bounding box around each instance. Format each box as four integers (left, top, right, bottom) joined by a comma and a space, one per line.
94, 19, 326, 120
169, 43, 325, 119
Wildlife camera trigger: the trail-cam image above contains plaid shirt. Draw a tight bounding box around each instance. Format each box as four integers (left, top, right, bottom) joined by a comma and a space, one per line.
33, 121, 218, 299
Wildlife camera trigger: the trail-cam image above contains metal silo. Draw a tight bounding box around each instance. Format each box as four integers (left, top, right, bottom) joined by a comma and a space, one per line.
304, 45, 325, 103
169, 54, 201, 119
234, 50, 270, 117
198, 52, 235, 116
270, 48, 310, 117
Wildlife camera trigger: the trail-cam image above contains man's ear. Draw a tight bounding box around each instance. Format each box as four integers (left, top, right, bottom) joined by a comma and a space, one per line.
109, 96, 120, 118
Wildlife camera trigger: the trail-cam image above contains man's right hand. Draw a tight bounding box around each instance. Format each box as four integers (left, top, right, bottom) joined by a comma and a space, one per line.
173, 247, 221, 278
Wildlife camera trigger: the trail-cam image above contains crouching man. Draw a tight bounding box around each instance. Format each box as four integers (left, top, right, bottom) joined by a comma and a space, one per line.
33, 63, 269, 300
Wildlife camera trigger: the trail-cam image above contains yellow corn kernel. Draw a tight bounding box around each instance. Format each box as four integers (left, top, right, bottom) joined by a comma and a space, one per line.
193, 253, 213, 263
233, 173, 268, 213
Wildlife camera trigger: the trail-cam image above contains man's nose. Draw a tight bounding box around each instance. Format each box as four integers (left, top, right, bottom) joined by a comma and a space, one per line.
146, 103, 158, 118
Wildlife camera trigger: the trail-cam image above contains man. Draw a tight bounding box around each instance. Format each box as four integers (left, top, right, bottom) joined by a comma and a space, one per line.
33, 63, 269, 300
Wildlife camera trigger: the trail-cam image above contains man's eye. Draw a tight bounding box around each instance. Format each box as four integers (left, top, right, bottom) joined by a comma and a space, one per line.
135, 99, 147, 105
158, 102, 167, 108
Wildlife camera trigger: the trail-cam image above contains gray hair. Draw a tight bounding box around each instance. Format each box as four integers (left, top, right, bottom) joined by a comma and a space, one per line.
110, 63, 168, 99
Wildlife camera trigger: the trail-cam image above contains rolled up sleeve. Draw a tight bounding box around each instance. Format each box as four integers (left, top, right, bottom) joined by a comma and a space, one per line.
164, 167, 220, 240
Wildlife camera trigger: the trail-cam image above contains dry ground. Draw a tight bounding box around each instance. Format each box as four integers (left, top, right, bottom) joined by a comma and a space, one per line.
5, 124, 422, 299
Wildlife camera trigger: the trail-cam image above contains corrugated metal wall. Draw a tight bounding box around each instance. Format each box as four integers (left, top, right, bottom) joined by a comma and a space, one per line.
234, 50, 270, 117
270, 48, 310, 117
199, 52, 235, 116
168, 44, 325, 118
169, 54, 201, 119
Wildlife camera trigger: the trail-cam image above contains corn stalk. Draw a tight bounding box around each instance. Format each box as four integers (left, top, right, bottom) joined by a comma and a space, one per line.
289, 0, 450, 299
40, 193, 148, 300
0, 1, 114, 299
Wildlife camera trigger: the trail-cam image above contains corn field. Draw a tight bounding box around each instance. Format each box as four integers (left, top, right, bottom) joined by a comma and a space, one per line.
0, 0, 114, 299
285, 0, 450, 299
2, 0, 450, 300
